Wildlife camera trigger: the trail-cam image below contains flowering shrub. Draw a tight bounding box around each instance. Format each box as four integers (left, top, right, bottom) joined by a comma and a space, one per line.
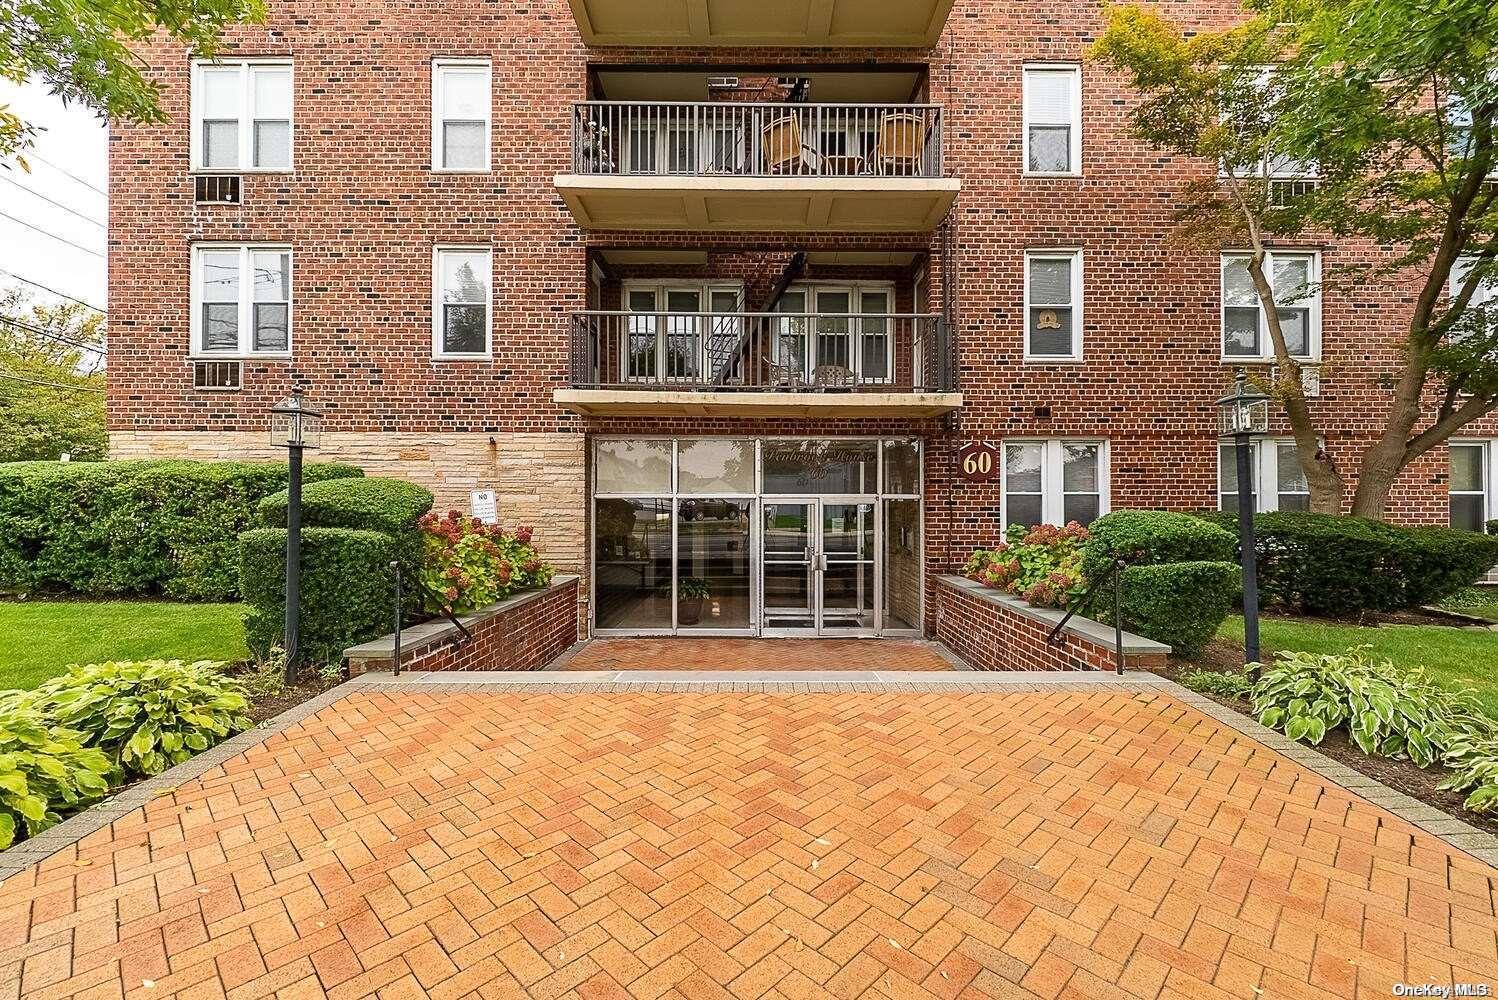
963, 522, 1091, 609
417, 509, 555, 615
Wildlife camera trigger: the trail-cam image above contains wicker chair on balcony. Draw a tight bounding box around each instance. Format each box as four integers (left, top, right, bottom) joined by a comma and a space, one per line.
812, 365, 856, 391
873, 112, 925, 176
766, 361, 806, 390
762, 114, 822, 175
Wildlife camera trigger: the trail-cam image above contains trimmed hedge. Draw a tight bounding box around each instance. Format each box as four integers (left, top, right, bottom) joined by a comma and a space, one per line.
240, 528, 405, 665
1197, 511, 1498, 615
1103, 562, 1241, 657
1080, 510, 1235, 580
1489, 519, 1498, 536
257, 477, 434, 535
0, 460, 362, 600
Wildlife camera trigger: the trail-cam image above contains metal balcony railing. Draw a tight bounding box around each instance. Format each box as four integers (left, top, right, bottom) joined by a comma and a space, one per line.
571, 102, 945, 178
568, 311, 954, 392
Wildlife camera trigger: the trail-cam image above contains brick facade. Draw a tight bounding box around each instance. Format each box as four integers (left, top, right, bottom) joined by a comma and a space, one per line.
106, 0, 1497, 637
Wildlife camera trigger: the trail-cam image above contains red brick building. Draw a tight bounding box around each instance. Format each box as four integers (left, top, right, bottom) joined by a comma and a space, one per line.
106, 0, 1498, 637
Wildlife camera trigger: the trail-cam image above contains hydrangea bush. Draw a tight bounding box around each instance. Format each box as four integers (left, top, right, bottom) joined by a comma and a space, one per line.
417, 509, 555, 615
963, 522, 1091, 609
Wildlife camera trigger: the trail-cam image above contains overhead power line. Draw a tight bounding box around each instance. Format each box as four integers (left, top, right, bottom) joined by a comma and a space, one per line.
0, 369, 105, 393
0, 270, 105, 314
0, 316, 107, 355
0, 174, 106, 230
25, 152, 108, 199
0, 209, 106, 260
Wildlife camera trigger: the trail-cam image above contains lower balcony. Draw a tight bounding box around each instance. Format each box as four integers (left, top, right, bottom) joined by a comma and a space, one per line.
555, 310, 962, 417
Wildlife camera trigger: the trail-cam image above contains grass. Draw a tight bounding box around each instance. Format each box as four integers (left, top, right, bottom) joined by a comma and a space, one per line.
1438, 586, 1498, 623
1217, 614, 1498, 716
0, 601, 249, 690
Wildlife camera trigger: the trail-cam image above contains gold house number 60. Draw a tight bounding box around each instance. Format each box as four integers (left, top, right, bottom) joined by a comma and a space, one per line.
958, 442, 999, 483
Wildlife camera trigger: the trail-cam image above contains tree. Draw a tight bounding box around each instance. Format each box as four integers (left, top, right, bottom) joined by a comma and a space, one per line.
1, 0, 264, 164
0, 288, 107, 461
1092, 0, 1498, 518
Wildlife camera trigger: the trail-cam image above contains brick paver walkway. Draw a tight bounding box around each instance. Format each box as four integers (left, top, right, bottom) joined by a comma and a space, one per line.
2, 687, 1496, 999
560, 638, 956, 671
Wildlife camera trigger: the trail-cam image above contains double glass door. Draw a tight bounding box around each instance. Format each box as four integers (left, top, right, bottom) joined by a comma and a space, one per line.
761, 498, 876, 634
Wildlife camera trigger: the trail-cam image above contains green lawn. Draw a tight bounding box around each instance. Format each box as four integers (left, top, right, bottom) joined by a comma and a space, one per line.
0, 601, 249, 690
1218, 615, 1498, 716
1438, 586, 1498, 623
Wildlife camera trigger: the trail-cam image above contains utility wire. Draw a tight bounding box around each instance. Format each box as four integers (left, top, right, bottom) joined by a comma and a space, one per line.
0, 209, 106, 260
0, 316, 107, 354
0, 174, 106, 230
25, 152, 107, 199
0, 369, 105, 393
0, 270, 105, 314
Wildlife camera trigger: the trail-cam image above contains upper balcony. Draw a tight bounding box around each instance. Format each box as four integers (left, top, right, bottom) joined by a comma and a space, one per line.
554, 100, 959, 233
565, 0, 955, 48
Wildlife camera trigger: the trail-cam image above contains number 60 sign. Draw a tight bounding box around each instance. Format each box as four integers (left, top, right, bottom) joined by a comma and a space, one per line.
957, 441, 999, 482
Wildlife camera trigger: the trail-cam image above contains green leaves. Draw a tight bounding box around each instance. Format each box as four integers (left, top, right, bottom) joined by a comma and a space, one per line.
0, 702, 112, 849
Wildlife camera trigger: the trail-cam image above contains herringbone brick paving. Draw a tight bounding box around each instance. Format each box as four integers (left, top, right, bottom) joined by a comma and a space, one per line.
1, 689, 1495, 999
559, 639, 956, 672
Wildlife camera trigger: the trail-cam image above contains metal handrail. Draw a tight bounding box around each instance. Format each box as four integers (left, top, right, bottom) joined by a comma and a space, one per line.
388, 561, 474, 676
1045, 558, 1129, 675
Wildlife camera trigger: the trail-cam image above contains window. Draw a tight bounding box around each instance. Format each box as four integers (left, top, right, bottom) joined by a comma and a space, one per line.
1025, 250, 1082, 360
1217, 439, 1310, 513
1219, 68, 1316, 182
1450, 257, 1497, 347
622, 282, 743, 383
432, 60, 491, 171
190, 61, 292, 171
1450, 442, 1495, 532
1023, 66, 1081, 176
190, 245, 292, 356
433, 247, 492, 357
1002, 440, 1108, 528
1221, 251, 1320, 361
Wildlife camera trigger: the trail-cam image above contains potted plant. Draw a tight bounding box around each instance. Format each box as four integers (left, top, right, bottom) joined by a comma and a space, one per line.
678, 577, 711, 625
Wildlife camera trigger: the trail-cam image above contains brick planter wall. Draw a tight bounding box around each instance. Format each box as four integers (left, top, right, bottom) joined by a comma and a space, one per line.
345, 575, 580, 674
935, 575, 1170, 672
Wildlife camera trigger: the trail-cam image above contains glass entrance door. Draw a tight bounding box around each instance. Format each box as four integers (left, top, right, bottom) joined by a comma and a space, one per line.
760, 498, 876, 635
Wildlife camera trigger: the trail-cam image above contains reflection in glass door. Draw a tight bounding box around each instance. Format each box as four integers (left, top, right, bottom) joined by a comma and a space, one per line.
762, 501, 815, 631
761, 499, 876, 635
820, 502, 875, 631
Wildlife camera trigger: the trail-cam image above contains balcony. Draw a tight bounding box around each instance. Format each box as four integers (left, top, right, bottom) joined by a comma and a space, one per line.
555, 310, 962, 417
565, 0, 955, 48
554, 101, 959, 232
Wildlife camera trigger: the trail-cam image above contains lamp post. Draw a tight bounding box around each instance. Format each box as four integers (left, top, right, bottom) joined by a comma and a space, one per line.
270, 389, 323, 684
1217, 370, 1270, 666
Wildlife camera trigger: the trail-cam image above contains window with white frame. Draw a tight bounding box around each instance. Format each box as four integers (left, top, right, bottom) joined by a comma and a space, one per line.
1221, 251, 1320, 360
1025, 250, 1082, 359
433, 247, 492, 357
1449, 256, 1497, 347
1217, 439, 1310, 513
623, 282, 742, 383
191, 61, 292, 171
1450, 441, 1495, 533
432, 60, 491, 171
1220, 67, 1316, 181
191, 246, 292, 356
1002, 440, 1108, 528
1023, 66, 1081, 176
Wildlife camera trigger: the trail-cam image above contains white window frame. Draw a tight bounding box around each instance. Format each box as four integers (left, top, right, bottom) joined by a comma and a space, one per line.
621, 280, 744, 383
1449, 440, 1496, 533
432, 245, 494, 359
1000, 439, 1110, 528
189, 244, 293, 359
1023, 249, 1084, 362
1022, 64, 1082, 177
189, 59, 294, 173
1449, 256, 1497, 350
431, 58, 492, 173
1220, 250, 1322, 362
1216, 438, 1313, 512
1218, 67, 1318, 182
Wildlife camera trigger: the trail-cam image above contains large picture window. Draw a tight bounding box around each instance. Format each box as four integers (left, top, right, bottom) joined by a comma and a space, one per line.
191, 61, 293, 171
190, 245, 292, 356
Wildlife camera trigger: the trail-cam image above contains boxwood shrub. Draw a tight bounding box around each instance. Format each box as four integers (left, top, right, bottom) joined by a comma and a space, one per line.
240, 527, 405, 664
0, 460, 363, 600
1091, 561, 1241, 657
1080, 510, 1235, 580
257, 476, 434, 535
1197, 511, 1498, 615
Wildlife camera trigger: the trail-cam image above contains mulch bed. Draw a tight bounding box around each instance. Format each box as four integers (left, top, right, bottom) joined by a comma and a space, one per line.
1162, 641, 1498, 837
230, 665, 345, 726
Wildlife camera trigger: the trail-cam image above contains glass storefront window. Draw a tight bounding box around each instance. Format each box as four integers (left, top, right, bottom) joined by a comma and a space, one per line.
676, 499, 752, 629
596, 440, 671, 494
883, 498, 922, 630
594, 498, 673, 629
678, 439, 755, 494
762, 439, 877, 494
882, 439, 921, 496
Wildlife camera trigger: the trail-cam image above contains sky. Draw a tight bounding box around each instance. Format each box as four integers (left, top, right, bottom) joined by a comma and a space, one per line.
0, 79, 110, 314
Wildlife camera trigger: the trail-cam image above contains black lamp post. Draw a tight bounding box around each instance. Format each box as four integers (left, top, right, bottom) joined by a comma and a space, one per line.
1217, 370, 1270, 666
270, 389, 323, 683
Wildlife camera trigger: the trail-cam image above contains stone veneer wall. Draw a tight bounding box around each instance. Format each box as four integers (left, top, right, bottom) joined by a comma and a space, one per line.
935, 575, 1170, 672
345, 575, 579, 674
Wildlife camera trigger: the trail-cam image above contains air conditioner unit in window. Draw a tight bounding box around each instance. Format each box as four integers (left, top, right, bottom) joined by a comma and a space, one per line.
1280, 361, 1321, 397
706, 76, 742, 89
194, 175, 241, 205
193, 360, 242, 391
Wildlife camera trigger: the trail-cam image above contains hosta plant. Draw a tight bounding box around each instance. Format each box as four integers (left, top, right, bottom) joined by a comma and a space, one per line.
417, 510, 555, 615
0, 702, 112, 848
1438, 733, 1498, 815
1179, 668, 1255, 699
26, 660, 253, 780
